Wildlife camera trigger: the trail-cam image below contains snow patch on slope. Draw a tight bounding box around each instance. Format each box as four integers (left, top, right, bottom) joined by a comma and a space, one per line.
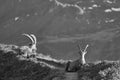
50, 0, 85, 15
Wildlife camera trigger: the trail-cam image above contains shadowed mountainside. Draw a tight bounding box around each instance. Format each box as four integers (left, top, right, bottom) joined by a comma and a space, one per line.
0, 44, 66, 80
0, 44, 120, 80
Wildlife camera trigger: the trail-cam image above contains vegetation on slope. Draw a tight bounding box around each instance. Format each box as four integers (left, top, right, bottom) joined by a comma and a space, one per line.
77, 61, 120, 80
0, 44, 120, 80
0, 44, 65, 80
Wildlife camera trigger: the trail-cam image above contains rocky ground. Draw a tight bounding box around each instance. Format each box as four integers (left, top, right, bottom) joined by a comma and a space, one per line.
0, 44, 120, 80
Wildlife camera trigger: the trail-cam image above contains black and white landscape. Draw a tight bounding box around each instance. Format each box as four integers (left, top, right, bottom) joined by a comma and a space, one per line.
1, 0, 120, 80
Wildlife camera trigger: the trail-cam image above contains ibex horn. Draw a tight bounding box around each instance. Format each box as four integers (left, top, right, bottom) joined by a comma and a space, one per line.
30, 34, 37, 45
22, 33, 34, 44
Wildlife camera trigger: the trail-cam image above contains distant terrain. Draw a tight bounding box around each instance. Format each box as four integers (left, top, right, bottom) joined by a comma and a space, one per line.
0, 0, 120, 61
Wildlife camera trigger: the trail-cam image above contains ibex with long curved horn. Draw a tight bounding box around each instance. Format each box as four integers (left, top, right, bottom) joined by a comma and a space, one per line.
65, 44, 89, 72
20, 33, 37, 57
77, 44, 89, 65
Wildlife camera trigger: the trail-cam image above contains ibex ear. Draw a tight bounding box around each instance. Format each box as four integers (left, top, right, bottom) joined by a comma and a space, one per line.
77, 44, 83, 52
30, 34, 37, 45
22, 33, 34, 44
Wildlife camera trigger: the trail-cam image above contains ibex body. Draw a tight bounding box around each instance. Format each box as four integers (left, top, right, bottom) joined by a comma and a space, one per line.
65, 44, 89, 72
78, 44, 89, 65
20, 34, 37, 57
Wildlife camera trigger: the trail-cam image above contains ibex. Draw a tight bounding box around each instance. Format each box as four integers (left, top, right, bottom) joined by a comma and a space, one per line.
65, 44, 89, 72
77, 44, 89, 65
20, 33, 37, 57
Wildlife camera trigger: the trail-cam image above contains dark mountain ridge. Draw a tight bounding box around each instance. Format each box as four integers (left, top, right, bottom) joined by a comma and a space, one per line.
0, 44, 120, 80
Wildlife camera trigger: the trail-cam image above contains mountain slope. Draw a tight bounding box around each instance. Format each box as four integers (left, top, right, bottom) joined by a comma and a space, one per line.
0, 0, 120, 60
0, 44, 120, 80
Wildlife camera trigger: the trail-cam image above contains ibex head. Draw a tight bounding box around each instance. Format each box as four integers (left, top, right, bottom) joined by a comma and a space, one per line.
77, 44, 89, 56
22, 33, 37, 53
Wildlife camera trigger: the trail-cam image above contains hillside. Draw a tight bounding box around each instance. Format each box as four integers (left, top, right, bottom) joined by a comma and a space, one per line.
0, 44, 66, 80
0, 44, 120, 80
0, 0, 120, 61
